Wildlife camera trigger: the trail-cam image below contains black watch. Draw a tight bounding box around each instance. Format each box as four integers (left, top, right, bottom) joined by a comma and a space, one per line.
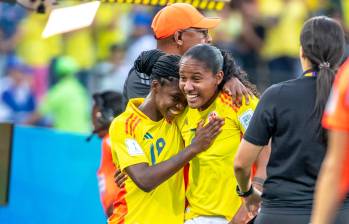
236, 185, 254, 197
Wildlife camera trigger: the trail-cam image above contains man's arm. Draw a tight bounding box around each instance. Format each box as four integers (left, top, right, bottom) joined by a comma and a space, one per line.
311, 130, 349, 224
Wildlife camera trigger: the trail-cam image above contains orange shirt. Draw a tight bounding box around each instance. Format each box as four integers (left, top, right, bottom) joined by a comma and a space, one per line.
322, 58, 349, 197
323, 59, 349, 131
97, 135, 121, 216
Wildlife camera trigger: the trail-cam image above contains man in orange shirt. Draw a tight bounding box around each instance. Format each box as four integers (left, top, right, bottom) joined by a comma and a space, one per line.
90, 91, 123, 217
311, 58, 349, 224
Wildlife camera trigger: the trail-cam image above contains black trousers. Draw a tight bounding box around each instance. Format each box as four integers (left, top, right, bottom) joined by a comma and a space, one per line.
254, 207, 349, 224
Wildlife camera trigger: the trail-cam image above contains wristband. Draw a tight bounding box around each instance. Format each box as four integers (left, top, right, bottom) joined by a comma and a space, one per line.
236, 185, 254, 197
252, 177, 265, 186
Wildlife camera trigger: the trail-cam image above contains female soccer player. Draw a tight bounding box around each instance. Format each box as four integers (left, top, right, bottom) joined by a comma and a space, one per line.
177, 44, 266, 224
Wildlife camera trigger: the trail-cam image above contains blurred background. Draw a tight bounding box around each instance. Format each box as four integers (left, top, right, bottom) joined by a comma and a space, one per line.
0, 0, 348, 223
0, 0, 348, 132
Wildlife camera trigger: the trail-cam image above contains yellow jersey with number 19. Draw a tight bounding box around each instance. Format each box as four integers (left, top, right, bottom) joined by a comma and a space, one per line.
108, 98, 185, 224
176, 92, 258, 220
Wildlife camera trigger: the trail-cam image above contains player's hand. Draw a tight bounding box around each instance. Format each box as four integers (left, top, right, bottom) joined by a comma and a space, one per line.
114, 168, 128, 188
243, 188, 262, 217
229, 203, 255, 224
223, 77, 253, 107
190, 118, 224, 154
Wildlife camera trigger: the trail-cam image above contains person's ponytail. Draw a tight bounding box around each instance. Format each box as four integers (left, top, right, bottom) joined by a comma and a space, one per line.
315, 62, 336, 119
300, 16, 345, 144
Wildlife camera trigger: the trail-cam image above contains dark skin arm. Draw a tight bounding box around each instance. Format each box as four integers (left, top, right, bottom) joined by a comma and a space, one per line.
223, 77, 254, 107
124, 118, 224, 192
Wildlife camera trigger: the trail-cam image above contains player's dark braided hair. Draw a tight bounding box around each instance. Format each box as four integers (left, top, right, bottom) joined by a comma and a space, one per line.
134, 49, 181, 84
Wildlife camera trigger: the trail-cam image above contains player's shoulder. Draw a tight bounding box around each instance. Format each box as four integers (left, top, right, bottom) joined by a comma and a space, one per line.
111, 111, 129, 125
215, 92, 258, 115
109, 110, 134, 136
216, 92, 237, 112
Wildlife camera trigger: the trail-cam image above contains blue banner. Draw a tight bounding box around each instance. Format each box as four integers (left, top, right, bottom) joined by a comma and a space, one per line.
0, 126, 106, 224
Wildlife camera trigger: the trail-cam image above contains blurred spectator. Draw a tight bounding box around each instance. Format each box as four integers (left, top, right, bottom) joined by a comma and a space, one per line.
92, 4, 130, 61
259, 0, 307, 85
216, 0, 266, 89
0, 2, 26, 77
63, 30, 95, 71
212, 5, 242, 55
88, 44, 127, 95
321, 1, 349, 60
62, 28, 95, 88
0, 56, 36, 123
26, 56, 90, 133
343, 0, 349, 28
122, 9, 156, 70
16, 12, 62, 101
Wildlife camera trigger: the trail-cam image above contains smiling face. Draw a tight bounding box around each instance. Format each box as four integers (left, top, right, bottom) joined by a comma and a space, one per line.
153, 78, 187, 120
179, 56, 223, 110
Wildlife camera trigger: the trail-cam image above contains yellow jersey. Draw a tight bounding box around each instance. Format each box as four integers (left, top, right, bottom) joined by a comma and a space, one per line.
109, 98, 185, 224
176, 92, 258, 220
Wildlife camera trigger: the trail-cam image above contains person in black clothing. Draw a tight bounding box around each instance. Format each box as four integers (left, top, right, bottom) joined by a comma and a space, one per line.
233, 16, 349, 224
